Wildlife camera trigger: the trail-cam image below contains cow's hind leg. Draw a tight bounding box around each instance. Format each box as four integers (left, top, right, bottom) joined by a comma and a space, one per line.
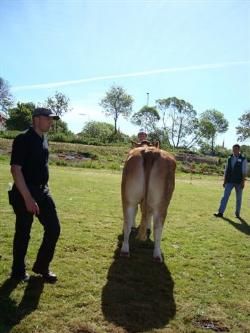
121, 205, 137, 257
152, 212, 166, 262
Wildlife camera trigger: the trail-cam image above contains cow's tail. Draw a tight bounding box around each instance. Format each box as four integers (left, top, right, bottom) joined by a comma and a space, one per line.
137, 149, 157, 241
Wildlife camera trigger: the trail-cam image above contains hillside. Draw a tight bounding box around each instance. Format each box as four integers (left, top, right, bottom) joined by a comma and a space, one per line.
0, 137, 227, 176
0, 138, 129, 170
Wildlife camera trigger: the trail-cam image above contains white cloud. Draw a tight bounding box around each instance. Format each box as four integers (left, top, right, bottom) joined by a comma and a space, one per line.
12, 61, 250, 91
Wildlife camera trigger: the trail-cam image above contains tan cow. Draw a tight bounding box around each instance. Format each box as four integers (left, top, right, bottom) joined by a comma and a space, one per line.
121, 141, 176, 262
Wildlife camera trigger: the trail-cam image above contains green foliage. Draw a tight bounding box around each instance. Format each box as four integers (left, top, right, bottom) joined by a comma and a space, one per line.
6, 102, 35, 130
45, 91, 71, 118
214, 145, 231, 158
236, 110, 250, 142
0, 130, 21, 139
100, 85, 134, 133
80, 121, 114, 142
44, 91, 71, 133
147, 128, 171, 147
199, 109, 229, 153
156, 97, 199, 148
240, 144, 250, 161
131, 105, 160, 132
49, 119, 72, 135
48, 132, 75, 143
79, 121, 130, 144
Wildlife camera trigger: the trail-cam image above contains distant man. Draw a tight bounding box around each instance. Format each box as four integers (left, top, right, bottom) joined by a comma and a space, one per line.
9, 108, 61, 283
214, 144, 248, 218
137, 128, 147, 143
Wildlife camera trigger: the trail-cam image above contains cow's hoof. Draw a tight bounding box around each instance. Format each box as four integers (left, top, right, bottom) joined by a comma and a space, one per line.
153, 256, 162, 263
120, 251, 130, 258
131, 227, 137, 233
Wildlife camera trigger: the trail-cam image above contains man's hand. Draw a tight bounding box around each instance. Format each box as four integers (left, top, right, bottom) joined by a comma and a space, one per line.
11, 164, 40, 215
24, 196, 40, 215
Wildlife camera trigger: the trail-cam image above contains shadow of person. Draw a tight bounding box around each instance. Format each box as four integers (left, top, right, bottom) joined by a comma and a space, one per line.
102, 232, 176, 333
222, 217, 250, 235
0, 276, 44, 333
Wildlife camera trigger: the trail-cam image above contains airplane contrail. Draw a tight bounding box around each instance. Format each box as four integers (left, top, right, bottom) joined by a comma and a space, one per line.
12, 60, 250, 91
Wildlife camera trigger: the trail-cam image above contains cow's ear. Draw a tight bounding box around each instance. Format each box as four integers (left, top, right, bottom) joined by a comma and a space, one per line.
154, 141, 160, 149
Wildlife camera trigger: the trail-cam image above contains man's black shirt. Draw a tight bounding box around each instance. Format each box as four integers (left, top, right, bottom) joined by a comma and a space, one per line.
10, 127, 49, 186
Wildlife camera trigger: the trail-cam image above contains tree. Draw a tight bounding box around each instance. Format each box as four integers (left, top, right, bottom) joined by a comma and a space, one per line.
131, 105, 160, 133
45, 91, 71, 132
199, 109, 229, 153
6, 102, 35, 130
100, 85, 133, 134
156, 97, 199, 148
80, 121, 114, 143
45, 91, 71, 117
50, 119, 71, 134
0, 77, 14, 115
236, 111, 250, 142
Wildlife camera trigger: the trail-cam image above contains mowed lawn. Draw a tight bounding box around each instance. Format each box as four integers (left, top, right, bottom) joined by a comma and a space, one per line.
0, 164, 249, 333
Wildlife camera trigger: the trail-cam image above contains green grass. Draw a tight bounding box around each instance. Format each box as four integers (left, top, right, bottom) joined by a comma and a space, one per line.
0, 164, 249, 333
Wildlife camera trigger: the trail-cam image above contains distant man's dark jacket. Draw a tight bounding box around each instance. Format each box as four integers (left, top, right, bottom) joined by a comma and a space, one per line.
225, 154, 245, 184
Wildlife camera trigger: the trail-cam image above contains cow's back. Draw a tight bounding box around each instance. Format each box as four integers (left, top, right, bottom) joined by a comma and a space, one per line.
122, 146, 175, 207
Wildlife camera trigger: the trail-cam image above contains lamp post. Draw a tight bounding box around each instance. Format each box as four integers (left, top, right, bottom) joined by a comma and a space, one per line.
146, 92, 149, 106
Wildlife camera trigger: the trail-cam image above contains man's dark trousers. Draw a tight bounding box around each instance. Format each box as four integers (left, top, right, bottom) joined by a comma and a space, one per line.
11, 185, 60, 276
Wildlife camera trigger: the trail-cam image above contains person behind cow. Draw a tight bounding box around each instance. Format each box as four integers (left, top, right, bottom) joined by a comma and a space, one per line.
137, 128, 147, 143
9, 107, 61, 283
214, 144, 248, 218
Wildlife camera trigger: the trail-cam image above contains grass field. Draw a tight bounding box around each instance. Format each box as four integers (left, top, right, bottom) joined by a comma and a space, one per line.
0, 164, 249, 333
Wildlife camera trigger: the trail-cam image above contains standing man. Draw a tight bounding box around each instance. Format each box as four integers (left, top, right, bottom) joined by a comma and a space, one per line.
214, 144, 248, 218
137, 128, 148, 143
9, 108, 61, 282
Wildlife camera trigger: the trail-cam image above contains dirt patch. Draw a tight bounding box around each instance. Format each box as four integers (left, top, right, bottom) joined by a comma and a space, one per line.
55, 152, 96, 161
192, 317, 230, 332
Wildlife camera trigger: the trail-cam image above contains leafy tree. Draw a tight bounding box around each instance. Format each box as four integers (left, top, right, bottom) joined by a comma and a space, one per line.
131, 106, 160, 133
80, 120, 129, 143
199, 109, 229, 153
240, 145, 250, 161
0, 77, 14, 115
147, 128, 169, 146
6, 102, 35, 130
100, 85, 133, 134
236, 111, 250, 142
45, 91, 71, 117
45, 91, 71, 132
80, 121, 115, 143
50, 119, 71, 134
156, 97, 199, 148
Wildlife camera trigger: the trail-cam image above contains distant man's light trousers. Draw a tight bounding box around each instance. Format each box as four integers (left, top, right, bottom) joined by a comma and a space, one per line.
218, 183, 243, 216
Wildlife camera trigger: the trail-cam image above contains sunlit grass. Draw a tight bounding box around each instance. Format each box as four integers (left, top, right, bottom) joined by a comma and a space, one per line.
0, 164, 249, 333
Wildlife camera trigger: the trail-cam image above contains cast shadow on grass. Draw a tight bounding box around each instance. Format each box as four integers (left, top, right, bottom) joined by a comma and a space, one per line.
0, 276, 44, 333
222, 217, 250, 236
102, 231, 176, 333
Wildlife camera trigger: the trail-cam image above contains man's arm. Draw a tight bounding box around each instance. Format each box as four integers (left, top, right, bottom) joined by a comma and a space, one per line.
11, 165, 40, 215
223, 160, 228, 187
241, 159, 248, 189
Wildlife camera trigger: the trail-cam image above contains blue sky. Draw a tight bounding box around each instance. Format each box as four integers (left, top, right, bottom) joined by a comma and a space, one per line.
1, 0, 249, 148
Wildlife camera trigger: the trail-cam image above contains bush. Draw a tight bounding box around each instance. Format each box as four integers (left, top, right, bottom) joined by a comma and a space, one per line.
0, 130, 21, 139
